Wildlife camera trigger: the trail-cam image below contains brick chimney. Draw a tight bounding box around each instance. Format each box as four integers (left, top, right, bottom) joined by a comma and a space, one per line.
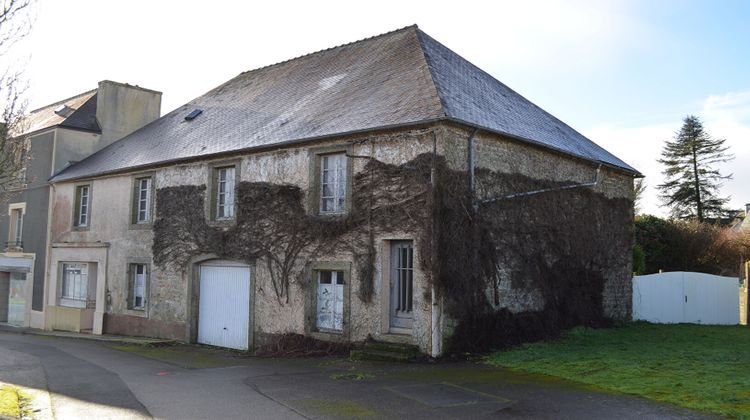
95, 80, 162, 151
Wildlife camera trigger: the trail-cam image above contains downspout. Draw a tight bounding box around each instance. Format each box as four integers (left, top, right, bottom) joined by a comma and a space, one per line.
430, 131, 441, 358
467, 129, 479, 211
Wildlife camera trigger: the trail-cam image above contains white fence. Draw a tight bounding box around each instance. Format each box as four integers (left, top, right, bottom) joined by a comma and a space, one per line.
633, 272, 739, 325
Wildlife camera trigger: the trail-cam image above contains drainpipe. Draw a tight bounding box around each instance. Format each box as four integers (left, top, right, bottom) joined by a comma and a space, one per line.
430, 131, 441, 358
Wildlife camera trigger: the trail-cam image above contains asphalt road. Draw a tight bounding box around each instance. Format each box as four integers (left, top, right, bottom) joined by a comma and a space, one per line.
0, 332, 714, 419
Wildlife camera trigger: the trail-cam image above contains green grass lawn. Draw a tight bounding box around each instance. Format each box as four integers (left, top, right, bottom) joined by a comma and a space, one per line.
488, 323, 750, 418
0, 385, 31, 418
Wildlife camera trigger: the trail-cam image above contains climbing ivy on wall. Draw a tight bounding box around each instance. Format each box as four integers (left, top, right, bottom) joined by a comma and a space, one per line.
152, 152, 633, 353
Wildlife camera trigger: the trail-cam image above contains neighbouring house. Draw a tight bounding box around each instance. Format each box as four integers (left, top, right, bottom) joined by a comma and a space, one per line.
44, 26, 638, 355
731, 204, 750, 232
0, 81, 161, 331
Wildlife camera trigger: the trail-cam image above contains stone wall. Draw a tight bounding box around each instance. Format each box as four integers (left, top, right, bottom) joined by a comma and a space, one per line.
442, 124, 634, 331
48, 122, 635, 353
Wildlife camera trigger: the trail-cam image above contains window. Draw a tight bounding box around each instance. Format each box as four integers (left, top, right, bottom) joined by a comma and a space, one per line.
61, 263, 88, 303
9, 208, 23, 246
215, 166, 235, 220
128, 263, 148, 310
319, 153, 347, 214
134, 177, 152, 224
316, 270, 345, 331
74, 185, 91, 227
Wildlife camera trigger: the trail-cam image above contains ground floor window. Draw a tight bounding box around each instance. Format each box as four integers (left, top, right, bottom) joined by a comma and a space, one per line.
316, 270, 344, 331
128, 263, 148, 310
60, 263, 88, 307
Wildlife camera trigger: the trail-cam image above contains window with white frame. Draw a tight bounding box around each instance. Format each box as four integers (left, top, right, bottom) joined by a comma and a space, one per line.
129, 263, 148, 310
215, 166, 235, 219
61, 263, 88, 303
9, 208, 23, 246
75, 185, 90, 227
134, 177, 152, 224
319, 153, 347, 214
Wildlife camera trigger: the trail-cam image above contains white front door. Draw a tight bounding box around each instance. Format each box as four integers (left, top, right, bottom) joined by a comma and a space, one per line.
198, 262, 251, 350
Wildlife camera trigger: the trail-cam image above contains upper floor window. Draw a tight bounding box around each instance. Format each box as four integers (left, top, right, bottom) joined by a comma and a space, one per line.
134, 177, 152, 224
74, 185, 91, 228
215, 166, 235, 220
319, 153, 347, 214
7, 207, 23, 249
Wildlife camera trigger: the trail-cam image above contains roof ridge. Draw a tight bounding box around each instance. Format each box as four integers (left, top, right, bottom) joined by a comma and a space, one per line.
237, 24, 418, 77
29, 88, 97, 114
414, 28, 448, 119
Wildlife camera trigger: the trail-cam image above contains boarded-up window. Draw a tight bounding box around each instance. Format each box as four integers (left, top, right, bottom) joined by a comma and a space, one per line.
316, 270, 344, 331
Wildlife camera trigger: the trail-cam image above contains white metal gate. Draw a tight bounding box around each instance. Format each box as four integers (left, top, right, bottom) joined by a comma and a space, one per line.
198, 261, 251, 350
633, 271, 739, 325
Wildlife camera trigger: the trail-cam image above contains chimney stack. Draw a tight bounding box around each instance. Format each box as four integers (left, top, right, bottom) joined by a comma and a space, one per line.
95, 80, 162, 151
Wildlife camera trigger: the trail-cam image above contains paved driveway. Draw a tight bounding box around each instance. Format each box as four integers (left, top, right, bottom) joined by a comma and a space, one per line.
0, 332, 713, 419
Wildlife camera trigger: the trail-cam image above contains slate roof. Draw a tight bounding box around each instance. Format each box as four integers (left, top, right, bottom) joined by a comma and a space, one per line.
21, 90, 100, 136
52, 25, 637, 182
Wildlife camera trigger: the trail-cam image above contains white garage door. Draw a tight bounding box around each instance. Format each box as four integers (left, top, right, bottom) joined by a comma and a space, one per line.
198, 261, 251, 350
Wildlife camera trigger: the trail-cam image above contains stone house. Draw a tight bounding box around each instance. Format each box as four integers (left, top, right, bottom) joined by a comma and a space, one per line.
44, 26, 638, 355
0, 81, 161, 331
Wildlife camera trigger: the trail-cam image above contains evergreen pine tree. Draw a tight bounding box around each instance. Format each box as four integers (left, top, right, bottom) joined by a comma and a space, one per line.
657, 115, 734, 222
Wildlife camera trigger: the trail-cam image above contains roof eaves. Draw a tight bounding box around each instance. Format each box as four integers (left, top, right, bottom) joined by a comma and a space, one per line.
49, 117, 446, 183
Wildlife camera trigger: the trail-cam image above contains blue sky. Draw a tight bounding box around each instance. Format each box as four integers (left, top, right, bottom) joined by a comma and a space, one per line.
9, 0, 750, 215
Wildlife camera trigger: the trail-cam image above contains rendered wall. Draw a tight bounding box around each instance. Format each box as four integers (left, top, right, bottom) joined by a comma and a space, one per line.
49, 127, 436, 351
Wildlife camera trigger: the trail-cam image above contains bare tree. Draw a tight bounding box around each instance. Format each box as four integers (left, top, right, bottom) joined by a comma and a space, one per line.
0, 0, 33, 205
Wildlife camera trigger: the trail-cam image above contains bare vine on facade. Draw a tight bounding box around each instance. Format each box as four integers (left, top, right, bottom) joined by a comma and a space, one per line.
153, 152, 632, 352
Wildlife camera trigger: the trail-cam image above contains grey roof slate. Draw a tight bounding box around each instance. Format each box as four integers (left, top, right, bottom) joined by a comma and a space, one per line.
52, 25, 637, 182
21, 90, 100, 136
59, 93, 101, 132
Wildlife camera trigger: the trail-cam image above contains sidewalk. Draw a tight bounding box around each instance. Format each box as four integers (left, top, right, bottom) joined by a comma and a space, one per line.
0, 323, 175, 346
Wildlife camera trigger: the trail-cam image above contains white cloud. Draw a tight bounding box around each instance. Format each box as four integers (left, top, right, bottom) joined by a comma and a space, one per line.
586, 90, 750, 217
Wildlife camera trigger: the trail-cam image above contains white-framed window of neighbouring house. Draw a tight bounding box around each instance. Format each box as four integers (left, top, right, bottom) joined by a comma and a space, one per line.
8, 207, 23, 247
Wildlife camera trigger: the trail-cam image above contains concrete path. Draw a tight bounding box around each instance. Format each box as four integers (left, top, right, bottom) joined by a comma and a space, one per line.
0, 331, 715, 419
